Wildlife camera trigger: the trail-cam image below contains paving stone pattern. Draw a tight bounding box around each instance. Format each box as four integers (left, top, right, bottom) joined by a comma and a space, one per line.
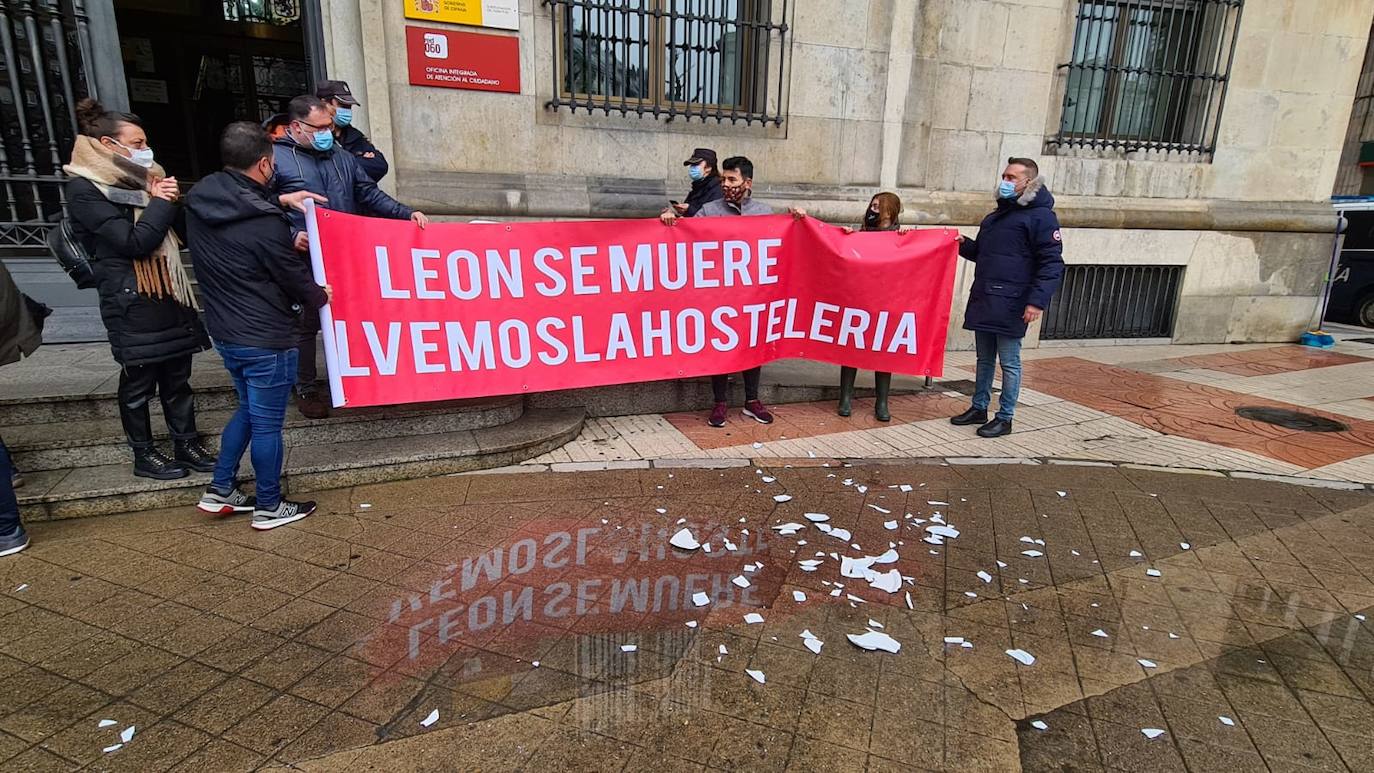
1, 462, 1373, 771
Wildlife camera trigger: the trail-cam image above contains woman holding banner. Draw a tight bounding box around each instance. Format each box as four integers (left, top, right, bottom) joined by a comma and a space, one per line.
837, 192, 904, 422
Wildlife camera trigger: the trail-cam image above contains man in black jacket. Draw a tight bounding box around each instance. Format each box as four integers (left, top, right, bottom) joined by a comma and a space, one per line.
316, 80, 389, 183
185, 122, 330, 531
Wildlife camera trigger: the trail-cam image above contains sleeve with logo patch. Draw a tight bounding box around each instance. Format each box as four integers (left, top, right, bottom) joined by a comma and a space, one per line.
1026, 212, 1065, 310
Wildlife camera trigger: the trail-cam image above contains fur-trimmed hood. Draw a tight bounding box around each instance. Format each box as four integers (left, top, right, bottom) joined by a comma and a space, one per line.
1010, 175, 1054, 209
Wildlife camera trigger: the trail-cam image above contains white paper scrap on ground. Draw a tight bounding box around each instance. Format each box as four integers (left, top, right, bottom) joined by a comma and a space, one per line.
746, 669, 766, 684
867, 568, 903, 593
120, 726, 135, 743
732, 576, 751, 589
533, 660, 541, 666
825, 527, 852, 541
744, 612, 765, 624
926, 524, 960, 539
1129, 550, 1142, 558
1180, 542, 1191, 550
103, 744, 123, 753
1019, 536, 1035, 544
1357, 614, 1367, 622
884, 520, 898, 530
977, 571, 993, 583
1138, 659, 1157, 668
847, 630, 901, 653
1057, 491, 1067, 497
928, 501, 949, 506
873, 548, 899, 564
1021, 550, 1044, 558
685, 621, 697, 629
1219, 715, 1235, 726
670, 528, 701, 550
719, 644, 729, 655
1146, 568, 1162, 577
804, 512, 830, 522
1091, 629, 1109, 638
1031, 720, 1048, 731
804, 637, 823, 654
98, 719, 116, 728
761, 476, 776, 483
841, 556, 877, 578
944, 637, 965, 645
724, 539, 738, 551
773, 523, 805, 535
773, 494, 793, 503
793, 590, 807, 602
420, 710, 439, 727
359, 503, 372, 509
905, 592, 914, 610
1141, 728, 1166, 739
900, 485, 913, 492
656, 508, 666, 514
14, 584, 27, 592
621, 644, 637, 652
1006, 649, 1036, 666
692, 591, 711, 607
868, 504, 891, 514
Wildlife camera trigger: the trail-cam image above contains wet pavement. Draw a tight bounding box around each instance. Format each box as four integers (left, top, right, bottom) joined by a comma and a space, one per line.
2, 461, 1374, 771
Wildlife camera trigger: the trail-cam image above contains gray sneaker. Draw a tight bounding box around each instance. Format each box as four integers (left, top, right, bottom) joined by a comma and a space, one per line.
197, 485, 256, 515
0, 526, 29, 557
251, 499, 316, 531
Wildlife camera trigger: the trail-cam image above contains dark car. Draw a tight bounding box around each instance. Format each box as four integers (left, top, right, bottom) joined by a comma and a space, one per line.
1328, 210, 1374, 328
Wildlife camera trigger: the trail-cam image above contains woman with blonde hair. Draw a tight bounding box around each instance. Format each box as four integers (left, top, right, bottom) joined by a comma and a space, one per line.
837, 192, 903, 421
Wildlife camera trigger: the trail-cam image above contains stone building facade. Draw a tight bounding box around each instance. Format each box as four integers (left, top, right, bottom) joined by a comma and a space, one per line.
319, 0, 1372, 348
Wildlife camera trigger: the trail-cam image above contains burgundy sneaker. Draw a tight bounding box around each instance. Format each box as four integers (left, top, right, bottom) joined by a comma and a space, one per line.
743, 400, 774, 424
708, 402, 729, 427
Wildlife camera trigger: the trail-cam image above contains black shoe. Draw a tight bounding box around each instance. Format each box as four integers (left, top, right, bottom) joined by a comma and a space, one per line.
295, 387, 330, 420
174, 438, 216, 473
133, 448, 189, 480
0, 526, 29, 557
977, 418, 1013, 438
950, 407, 988, 426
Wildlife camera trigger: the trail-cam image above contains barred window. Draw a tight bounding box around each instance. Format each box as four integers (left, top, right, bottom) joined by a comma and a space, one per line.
1048, 0, 1244, 158
545, 0, 789, 125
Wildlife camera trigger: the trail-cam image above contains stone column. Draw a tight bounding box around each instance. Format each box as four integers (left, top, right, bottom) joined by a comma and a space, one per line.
878, 0, 919, 190
319, 0, 399, 196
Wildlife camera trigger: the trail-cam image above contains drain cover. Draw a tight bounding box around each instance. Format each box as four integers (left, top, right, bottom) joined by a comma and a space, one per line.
1235, 407, 1348, 433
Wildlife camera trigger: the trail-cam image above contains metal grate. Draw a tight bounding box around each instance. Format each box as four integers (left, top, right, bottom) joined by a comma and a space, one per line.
1048, 0, 1244, 159
1040, 264, 1183, 340
544, 0, 789, 126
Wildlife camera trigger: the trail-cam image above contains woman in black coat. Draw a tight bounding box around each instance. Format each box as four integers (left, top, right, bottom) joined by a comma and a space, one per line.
63, 98, 213, 480
836, 192, 904, 421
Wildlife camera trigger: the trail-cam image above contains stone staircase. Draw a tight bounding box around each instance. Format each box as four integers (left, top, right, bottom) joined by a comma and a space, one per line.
4, 383, 585, 519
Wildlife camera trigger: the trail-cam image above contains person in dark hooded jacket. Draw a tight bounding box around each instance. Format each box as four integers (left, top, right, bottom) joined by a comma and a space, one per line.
660, 147, 723, 222
64, 98, 214, 480
272, 94, 428, 419
186, 121, 330, 531
316, 80, 389, 183
949, 157, 1064, 438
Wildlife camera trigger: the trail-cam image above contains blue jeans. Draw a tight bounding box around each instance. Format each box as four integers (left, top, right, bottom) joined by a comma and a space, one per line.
212, 343, 297, 510
0, 437, 19, 534
972, 331, 1023, 422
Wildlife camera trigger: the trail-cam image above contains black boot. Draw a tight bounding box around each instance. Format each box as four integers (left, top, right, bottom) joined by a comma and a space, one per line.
837, 366, 857, 417
950, 407, 988, 426
133, 448, 189, 480
174, 438, 216, 473
874, 371, 892, 422
977, 418, 1013, 438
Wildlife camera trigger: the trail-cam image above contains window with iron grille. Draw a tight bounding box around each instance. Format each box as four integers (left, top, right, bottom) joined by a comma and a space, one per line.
1048, 0, 1244, 159
1040, 265, 1183, 340
544, 0, 789, 126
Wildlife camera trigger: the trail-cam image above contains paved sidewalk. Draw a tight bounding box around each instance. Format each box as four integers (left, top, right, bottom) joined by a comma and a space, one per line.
1, 461, 1372, 771
529, 339, 1374, 484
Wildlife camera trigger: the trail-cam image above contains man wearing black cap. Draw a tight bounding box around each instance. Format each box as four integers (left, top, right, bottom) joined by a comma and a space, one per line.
660, 147, 722, 223
317, 80, 389, 183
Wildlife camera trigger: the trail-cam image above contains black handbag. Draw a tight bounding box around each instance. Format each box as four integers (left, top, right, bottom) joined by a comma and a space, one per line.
45, 217, 96, 289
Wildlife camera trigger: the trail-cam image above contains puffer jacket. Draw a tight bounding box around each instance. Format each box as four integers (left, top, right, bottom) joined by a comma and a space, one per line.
271, 136, 412, 239
65, 177, 208, 366
337, 125, 389, 183
958, 176, 1065, 338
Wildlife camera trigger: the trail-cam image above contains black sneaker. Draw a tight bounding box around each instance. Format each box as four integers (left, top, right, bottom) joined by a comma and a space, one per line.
251, 499, 316, 531
0, 526, 30, 557
174, 438, 217, 473
197, 485, 256, 515
133, 448, 189, 480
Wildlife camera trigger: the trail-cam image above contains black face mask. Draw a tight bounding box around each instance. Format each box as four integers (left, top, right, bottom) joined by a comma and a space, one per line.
863, 209, 880, 228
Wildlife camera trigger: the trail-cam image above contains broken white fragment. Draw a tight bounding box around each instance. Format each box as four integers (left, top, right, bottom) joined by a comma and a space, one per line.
803, 638, 823, 655
359, 503, 372, 509
926, 524, 960, 539
977, 571, 992, 583
1031, 720, 1049, 731
533, 660, 541, 666
14, 584, 27, 592
97, 719, 116, 728
899, 485, 913, 492
1168, 633, 1180, 639
928, 501, 949, 506
841, 555, 877, 578
804, 512, 830, 522
1057, 491, 1067, 497
1021, 550, 1044, 558
856, 485, 868, 494
1019, 536, 1036, 544
1006, 649, 1036, 666
772, 522, 805, 536
1138, 659, 1157, 669
692, 591, 710, 607
1146, 568, 1161, 577
1071, 550, 1081, 556
1141, 728, 1166, 739
746, 669, 766, 684
867, 569, 902, 594
1219, 715, 1235, 726
752, 442, 764, 449
824, 527, 852, 541
670, 528, 701, 550
873, 549, 899, 564
773, 494, 793, 503
964, 591, 978, 598
621, 644, 638, 653
732, 576, 751, 589
656, 508, 666, 514
723, 539, 738, 551
120, 726, 135, 743
1180, 542, 1191, 550
744, 612, 765, 624
996, 560, 1008, 568
685, 621, 697, 629
868, 505, 891, 514
420, 710, 439, 727
719, 644, 729, 655
847, 630, 901, 653
792, 590, 806, 603
944, 636, 965, 645
1129, 550, 1143, 558
884, 520, 898, 530
103, 744, 123, 753
1091, 629, 1109, 638
1357, 614, 1367, 622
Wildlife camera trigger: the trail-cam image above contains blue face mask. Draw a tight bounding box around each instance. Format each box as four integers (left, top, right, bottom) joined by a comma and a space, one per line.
310, 128, 334, 152
334, 107, 353, 127
998, 180, 1018, 199
688, 164, 705, 182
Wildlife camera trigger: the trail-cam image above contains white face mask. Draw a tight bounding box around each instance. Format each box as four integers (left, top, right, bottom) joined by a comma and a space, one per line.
112, 139, 155, 169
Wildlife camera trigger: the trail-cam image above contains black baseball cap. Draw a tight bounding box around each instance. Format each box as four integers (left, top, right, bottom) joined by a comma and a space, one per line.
683, 147, 717, 167
315, 80, 359, 106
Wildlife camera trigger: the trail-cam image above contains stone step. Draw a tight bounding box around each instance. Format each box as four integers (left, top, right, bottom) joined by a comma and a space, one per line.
5, 396, 524, 472
0, 381, 246, 425
14, 407, 586, 520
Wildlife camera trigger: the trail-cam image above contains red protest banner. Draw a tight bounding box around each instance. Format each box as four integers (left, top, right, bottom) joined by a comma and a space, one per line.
305, 206, 958, 408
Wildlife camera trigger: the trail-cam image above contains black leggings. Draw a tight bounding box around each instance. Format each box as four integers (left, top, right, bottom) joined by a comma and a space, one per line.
711, 367, 761, 404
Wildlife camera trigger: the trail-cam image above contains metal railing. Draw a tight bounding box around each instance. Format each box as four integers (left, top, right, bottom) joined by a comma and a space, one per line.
1047, 0, 1244, 159
0, 0, 92, 250
1041, 264, 1183, 340
544, 0, 789, 126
